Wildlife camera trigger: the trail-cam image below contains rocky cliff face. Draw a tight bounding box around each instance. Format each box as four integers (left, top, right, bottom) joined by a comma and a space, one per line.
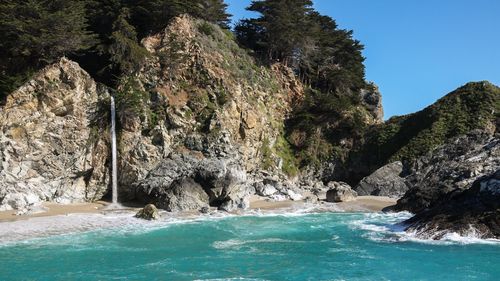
389, 130, 500, 239
0, 58, 110, 212
403, 169, 500, 239
395, 130, 499, 213
1, 14, 498, 239
112, 15, 304, 210
0, 16, 312, 213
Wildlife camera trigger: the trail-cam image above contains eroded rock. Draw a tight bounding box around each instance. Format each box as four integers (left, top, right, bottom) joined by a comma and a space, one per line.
355, 161, 407, 198
326, 182, 357, 202
135, 204, 161, 220
0, 58, 109, 210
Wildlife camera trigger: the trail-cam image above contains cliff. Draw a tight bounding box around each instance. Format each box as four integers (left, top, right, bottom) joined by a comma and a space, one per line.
0, 15, 499, 240
0, 16, 309, 212
337, 81, 500, 185
0, 58, 110, 212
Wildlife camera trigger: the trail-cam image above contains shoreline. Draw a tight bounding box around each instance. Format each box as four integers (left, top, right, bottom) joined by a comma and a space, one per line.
0, 196, 397, 223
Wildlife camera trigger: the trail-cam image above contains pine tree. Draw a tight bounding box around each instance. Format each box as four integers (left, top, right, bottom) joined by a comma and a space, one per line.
131, 0, 230, 38
303, 12, 366, 93
108, 8, 149, 75
199, 0, 231, 29
241, 0, 315, 65
0, 0, 96, 99
0, 0, 95, 68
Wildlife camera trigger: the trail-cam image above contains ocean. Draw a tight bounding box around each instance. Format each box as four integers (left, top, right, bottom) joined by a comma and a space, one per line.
0, 210, 499, 281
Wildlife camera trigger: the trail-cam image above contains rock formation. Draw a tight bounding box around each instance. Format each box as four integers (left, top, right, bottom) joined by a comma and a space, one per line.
395, 131, 499, 213
326, 182, 357, 202
402, 170, 500, 239
355, 161, 407, 198
135, 204, 161, 220
112, 15, 304, 211
393, 131, 500, 238
0, 58, 109, 212
0, 14, 499, 241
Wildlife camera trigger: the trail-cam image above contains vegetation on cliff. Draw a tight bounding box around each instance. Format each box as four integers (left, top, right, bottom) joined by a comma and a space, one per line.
235, 0, 376, 168
0, 0, 230, 102
2, 0, 497, 183
343, 81, 500, 184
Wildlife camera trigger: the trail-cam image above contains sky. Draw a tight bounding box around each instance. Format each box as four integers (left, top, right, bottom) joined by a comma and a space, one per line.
225, 0, 500, 119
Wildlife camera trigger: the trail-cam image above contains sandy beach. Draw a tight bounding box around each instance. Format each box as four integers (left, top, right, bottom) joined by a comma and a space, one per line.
0, 202, 107, 222
0, 196, 397, 223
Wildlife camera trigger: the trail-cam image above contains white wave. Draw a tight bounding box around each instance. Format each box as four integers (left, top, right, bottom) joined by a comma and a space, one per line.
212, 238, 306, 250
349, 212, 500, 245
194, 277, 267, 281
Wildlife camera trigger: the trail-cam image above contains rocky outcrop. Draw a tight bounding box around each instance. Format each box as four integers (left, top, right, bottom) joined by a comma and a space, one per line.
326, 182, 357, 202
135, 204, 161, 220
388, 131, 500, 239
360, 83, 383, 122
0, 58, 109, 211
395, 131, 499, 213
355, 161, 407, 198
115, 15, 303, 211
134, 153, 254, 212
403, 170, 500, 239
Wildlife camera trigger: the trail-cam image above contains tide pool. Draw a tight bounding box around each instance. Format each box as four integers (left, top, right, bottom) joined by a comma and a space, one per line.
0, 212, 499, 281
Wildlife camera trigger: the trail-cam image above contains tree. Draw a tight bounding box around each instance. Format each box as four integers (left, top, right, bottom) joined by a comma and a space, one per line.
0, 0, 96, 99
237, 0, 315, 65
302, 12, 366, 93
199, 0, 231, 29
108, 8, 149, 75
0, 0, 95, 67
130, 0, 231, 38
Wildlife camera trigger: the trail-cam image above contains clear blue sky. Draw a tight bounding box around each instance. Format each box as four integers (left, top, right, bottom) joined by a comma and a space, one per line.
225, 0, 500, 119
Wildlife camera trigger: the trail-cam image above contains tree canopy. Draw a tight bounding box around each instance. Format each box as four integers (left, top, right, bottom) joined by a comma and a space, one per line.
0, 0, 231, 101
236, 0, 366, 94
0, 0, 96, 98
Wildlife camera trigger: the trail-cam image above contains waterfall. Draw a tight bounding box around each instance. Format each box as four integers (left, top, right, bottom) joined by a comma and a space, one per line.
110, 96, 118, 204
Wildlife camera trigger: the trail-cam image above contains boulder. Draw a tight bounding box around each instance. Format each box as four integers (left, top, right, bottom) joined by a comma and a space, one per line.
255, 183, 278, 197
135, 204, 161, 220
200, 206, 210, 214
157, 178, 210, 212
355, 161, 408, 198
326, 182, 357, 202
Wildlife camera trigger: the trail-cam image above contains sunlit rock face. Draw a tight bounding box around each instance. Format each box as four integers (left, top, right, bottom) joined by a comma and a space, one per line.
0, 58, 109, 211
116, 15, 304, 210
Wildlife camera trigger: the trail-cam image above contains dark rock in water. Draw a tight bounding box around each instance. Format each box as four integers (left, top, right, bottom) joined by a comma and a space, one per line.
355, 161, 408, 198
403, 170, 500, 239
326, 182, 357, 202
200, 206, 210, 214
395, 131, 499, 213
135, 204, 161, 220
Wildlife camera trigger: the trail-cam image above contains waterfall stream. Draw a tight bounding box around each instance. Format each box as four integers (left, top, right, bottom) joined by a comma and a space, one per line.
110, 96, 118, 204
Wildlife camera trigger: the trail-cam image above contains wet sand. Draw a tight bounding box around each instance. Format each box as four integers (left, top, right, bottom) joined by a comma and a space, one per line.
249, 195, 396, 212
0, 196, 397, 223
0, 202, 108, 222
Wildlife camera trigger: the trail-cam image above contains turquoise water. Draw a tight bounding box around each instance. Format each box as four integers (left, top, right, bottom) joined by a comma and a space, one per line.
1, 212, 499, 281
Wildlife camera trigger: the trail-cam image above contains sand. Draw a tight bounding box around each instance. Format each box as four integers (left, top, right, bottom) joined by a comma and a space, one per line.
0, 202, 107, 222
0, 196, 397, 223
249, 195, 396, 212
